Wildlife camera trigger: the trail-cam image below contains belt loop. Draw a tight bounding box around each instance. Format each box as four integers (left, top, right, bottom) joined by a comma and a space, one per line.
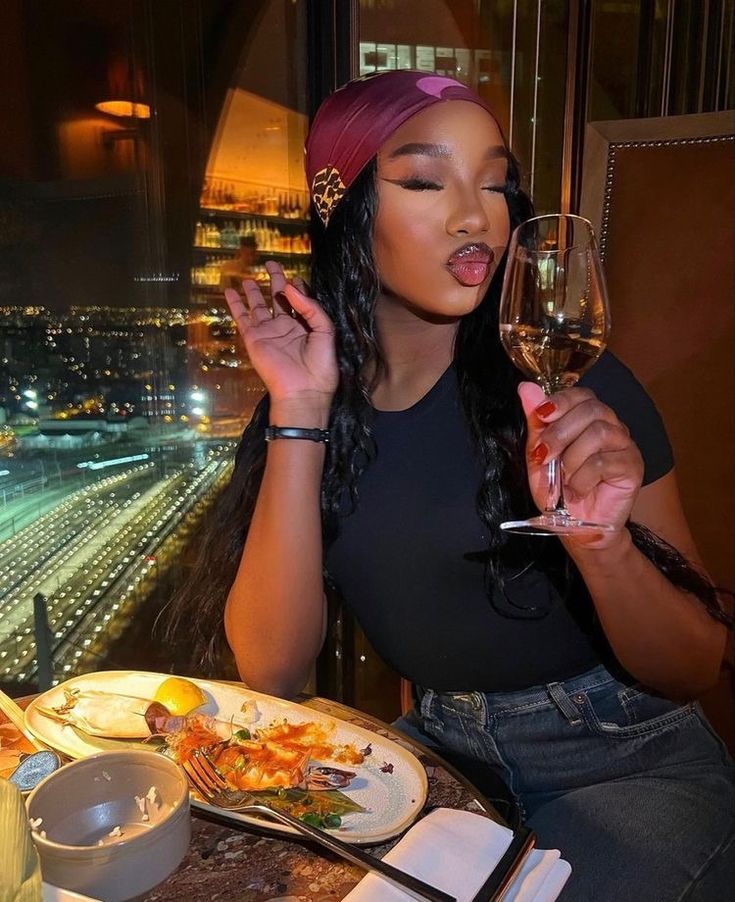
547, 681, 584, 725
412, 684, 425, 709
418, 687, 435, 720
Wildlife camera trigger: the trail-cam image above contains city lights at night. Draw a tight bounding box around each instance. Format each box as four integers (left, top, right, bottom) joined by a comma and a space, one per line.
0, 303, 264, 689
0, 450, 233, 683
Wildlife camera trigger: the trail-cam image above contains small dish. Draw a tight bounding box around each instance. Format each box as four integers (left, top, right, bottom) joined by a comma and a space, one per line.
27, 750, 190, 902
9, 750, 62, 793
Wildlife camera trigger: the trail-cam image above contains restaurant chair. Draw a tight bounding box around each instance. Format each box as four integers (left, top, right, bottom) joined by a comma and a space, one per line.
400, 679, 413, 718
579, 109, 735, 752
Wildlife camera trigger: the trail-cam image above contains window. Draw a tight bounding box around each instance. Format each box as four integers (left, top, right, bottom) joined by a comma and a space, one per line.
358, 0, 570, 214
0, 0, 307, 692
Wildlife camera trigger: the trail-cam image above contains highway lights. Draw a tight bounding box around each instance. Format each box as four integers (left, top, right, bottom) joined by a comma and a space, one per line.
1, 450, 227, 683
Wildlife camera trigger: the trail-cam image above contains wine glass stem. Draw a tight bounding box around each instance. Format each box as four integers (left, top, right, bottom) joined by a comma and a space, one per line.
542, 385, 569, 516
543, 456, 568, 515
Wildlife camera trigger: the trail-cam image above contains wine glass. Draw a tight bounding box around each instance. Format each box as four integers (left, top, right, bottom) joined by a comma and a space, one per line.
498, 213, 613, 536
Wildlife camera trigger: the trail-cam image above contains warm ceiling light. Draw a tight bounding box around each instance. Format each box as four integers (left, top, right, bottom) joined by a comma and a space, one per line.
96, 100, 150, 119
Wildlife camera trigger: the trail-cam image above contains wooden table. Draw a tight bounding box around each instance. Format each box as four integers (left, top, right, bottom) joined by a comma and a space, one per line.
2, 692, 506, 901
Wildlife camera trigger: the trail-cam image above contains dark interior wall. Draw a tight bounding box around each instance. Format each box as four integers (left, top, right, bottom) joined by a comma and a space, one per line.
358, 0, 478, 46
231, 0, 307, 112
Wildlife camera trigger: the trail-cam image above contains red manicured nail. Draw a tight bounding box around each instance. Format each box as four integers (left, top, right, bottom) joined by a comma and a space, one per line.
530, 443, 548, 464
536, 400, 556, 417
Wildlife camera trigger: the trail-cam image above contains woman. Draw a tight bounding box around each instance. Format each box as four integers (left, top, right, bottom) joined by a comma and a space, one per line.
173, 71, 734, 898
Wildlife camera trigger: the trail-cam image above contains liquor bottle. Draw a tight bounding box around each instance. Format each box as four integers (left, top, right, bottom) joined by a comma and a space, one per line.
221, 221, 237, 249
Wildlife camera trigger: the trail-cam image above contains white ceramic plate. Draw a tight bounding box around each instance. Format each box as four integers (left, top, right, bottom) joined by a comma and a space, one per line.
25, 671, 427, 845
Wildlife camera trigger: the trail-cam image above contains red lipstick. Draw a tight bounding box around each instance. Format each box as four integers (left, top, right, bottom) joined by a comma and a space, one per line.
446, 243, 494, 287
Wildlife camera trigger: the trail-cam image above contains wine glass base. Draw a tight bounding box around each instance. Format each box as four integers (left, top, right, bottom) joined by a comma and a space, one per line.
500, 514, 616, 537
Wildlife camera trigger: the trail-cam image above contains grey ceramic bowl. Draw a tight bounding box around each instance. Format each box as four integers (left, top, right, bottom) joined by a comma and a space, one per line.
26, 750, 190, 902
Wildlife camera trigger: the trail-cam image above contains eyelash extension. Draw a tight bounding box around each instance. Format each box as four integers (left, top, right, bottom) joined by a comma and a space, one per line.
483, 182, 512, 194
396, 179, 513, 194
397, 178, 442, 191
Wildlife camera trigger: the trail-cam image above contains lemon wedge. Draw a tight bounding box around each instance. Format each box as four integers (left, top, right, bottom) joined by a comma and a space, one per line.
153, 677, 206, 716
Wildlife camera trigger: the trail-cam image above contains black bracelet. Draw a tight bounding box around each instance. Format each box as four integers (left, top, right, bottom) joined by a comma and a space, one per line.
265, 425, 330, 443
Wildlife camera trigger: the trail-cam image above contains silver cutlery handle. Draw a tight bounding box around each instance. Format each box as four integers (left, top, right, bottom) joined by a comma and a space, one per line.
249, 803, 455, 902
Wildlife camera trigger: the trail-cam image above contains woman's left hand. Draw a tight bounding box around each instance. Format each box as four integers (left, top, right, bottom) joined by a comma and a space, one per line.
518, 381, 644, 548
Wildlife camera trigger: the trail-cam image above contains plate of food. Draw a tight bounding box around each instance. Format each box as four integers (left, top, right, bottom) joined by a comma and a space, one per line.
24, 671, 428, 845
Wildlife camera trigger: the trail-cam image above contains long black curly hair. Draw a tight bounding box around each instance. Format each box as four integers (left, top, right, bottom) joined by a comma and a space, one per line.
167, 151, 732, 673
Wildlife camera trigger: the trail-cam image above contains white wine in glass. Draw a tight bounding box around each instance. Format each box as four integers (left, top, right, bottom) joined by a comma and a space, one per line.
499, 213, 613, 536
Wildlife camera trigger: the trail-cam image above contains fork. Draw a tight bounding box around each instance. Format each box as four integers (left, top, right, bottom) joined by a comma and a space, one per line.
182, 749, 456, 902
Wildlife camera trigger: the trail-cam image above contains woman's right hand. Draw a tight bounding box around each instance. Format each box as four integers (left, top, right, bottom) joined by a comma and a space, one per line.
224, 261, 338, 415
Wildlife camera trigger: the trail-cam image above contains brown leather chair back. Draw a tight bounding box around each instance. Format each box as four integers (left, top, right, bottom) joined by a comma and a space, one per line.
580, 111, 734, 588
580, 111, 735, 746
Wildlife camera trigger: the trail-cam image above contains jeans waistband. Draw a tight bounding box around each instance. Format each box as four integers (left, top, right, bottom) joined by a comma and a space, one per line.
416, 664, 623, 718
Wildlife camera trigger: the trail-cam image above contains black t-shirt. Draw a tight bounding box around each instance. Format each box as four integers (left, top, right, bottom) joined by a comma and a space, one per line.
324, 352, 674, 692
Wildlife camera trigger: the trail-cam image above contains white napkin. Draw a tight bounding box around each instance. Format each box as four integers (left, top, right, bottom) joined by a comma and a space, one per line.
343, 808, 571, 902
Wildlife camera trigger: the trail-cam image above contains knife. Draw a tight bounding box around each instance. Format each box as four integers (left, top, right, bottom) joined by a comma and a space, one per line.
470, 825, 536, 901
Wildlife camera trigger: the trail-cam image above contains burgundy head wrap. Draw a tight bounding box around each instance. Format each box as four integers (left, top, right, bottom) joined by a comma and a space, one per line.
305, 70, 498, 225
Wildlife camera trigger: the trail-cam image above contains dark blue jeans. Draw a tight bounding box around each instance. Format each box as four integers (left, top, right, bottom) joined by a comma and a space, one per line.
393, 665, 735, 901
